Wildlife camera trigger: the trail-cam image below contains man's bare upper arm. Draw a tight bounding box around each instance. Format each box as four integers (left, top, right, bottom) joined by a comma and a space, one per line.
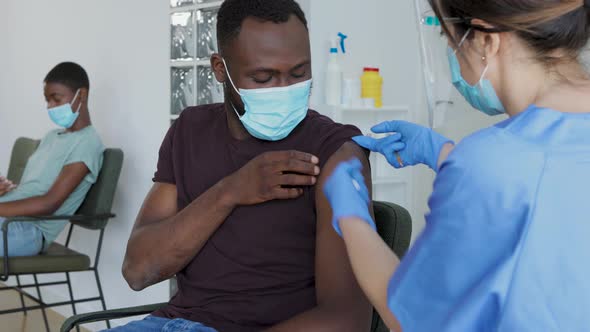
314, 142, 373, 324
133, 183, 178, 229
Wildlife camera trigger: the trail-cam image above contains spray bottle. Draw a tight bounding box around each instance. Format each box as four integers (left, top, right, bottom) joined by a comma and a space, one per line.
325, 32, 348, 106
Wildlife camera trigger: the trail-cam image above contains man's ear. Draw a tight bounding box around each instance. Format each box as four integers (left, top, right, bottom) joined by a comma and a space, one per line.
210, 53, 226, 84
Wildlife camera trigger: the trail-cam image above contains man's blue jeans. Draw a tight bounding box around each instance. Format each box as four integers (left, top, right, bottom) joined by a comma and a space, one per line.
0, 217, 43, 256
101, 315, 218, 332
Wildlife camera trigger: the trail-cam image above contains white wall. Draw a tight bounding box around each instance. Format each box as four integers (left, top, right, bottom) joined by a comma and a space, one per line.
0, 0, 171, 327
297, 0, 311, 18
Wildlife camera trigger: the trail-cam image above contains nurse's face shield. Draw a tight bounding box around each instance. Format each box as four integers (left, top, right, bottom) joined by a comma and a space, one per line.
414, 1, 474, 127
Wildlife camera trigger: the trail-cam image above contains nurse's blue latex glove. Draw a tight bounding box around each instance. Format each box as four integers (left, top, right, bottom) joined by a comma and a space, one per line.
323, 159, 376, 237
353, 121, 453, 171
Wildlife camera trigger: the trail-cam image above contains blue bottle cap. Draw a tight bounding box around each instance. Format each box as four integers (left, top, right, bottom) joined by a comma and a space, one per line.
422, 16, 441, 26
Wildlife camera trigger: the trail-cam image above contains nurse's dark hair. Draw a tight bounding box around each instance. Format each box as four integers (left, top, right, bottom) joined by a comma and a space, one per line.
44, 62, 90, 92
430, 0, 590, 64
216, 0, 308, 53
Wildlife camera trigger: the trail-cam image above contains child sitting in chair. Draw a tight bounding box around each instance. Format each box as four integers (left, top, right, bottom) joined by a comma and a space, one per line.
0, 62, 104, 257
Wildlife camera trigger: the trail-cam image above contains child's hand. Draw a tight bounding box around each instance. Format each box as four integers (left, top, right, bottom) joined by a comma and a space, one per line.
0, 176, 16, 196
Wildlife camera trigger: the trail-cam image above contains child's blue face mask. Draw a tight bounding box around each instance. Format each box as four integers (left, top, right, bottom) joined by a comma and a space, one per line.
223, 59, 312, 141
447, 29, 505, 116
47, 89, 81, 128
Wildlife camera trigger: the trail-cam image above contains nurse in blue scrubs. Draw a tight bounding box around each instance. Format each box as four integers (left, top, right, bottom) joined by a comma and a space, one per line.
325, 0, 590, 331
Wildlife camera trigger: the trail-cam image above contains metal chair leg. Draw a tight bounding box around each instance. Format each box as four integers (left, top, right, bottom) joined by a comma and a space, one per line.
94, 269, 111, 329
33, 274, 50, 332
15, 275, 27, 316
65, 272, 81, 332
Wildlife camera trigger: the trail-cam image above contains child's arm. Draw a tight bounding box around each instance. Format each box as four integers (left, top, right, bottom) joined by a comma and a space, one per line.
0, 163, 88, 217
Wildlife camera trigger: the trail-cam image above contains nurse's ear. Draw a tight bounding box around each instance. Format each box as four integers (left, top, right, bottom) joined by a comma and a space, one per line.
210, 53, 227, 84
482, 33, 501, 62
470, 19, 501, 61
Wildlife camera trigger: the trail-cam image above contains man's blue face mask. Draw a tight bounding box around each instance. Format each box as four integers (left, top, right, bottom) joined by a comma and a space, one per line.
447, 29, 506, 116
223, 59, 312, 141
47, 89, 81, 128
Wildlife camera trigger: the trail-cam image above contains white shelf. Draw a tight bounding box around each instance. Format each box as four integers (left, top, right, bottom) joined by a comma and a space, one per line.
325, 104, 410, 124
170, 1, 224, 13
338, 105, 409, 113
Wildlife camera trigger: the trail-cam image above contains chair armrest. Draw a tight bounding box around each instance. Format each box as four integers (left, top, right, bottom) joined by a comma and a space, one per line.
4, 213, 115, 226
60, 302, 167, 332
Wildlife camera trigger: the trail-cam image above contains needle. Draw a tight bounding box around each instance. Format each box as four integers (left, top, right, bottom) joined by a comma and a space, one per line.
395, 152, 404, 167
365, 132, 405, 167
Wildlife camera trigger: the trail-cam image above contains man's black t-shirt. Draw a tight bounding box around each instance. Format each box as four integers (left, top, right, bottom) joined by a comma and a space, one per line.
152, 104, 362, 331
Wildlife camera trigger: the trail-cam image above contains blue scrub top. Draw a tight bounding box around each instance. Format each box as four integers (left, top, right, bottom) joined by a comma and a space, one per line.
388, 105, 590, 331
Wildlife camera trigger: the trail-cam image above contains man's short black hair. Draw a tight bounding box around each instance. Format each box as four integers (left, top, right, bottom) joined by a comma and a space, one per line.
44, 62, 90, 92
217, 0, 308, 53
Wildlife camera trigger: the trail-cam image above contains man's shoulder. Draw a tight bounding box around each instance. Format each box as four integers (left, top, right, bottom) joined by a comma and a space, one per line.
306, 109, 349, 127
176, 104, 225, 124
303, 110, 362, 139
300, 110, 363, 167
168, 104, 225, 146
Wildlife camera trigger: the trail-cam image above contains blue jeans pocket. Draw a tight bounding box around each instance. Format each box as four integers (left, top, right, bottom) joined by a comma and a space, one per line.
162, 318, 218, 332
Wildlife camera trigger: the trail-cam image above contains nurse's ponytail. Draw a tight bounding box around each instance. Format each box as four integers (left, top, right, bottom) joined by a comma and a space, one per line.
431, 0, 590, 65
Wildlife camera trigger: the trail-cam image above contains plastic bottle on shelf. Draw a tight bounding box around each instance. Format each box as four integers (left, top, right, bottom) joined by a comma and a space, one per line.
325, 43, 342, 106
342, 78, 362, 107
325, 32, 348, 106
361, 67, 383, 108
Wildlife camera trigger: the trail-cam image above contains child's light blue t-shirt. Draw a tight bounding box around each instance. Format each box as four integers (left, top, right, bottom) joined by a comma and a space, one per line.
0, 126, 104, 245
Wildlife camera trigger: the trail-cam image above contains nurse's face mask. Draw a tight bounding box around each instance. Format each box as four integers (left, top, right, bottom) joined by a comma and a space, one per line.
223, 58, 312, 141
447, 28, 506, 116
47, 89, 81, 128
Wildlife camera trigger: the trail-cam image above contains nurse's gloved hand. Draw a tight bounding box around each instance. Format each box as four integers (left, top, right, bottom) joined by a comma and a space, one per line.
323, 159, 375, 237
353, 121, 453, 171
